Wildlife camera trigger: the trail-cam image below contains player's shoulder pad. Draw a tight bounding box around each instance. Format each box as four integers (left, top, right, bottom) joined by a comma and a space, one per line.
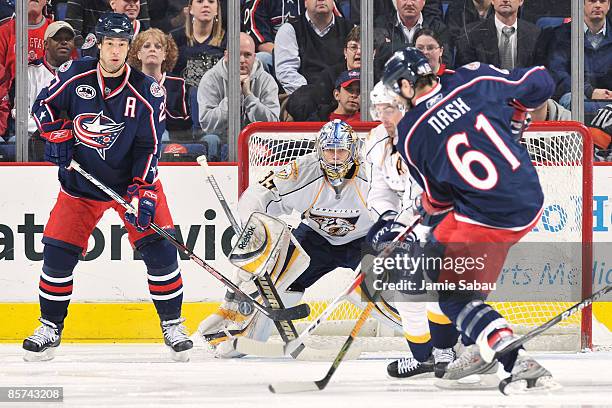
56, 59, 96, 79
129, 67, 166, 100
364, 124, 391, 162
269, 152, 323, 192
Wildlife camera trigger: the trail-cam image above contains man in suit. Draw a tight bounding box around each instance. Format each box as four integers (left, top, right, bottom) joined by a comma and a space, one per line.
373, 0, 449, 80
454, 0, 540, 69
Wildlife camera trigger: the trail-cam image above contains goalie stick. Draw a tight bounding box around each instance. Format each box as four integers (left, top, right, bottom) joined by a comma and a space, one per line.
268, 220, 421, 393
197, 155, 305, 358
68, 160, 310, 322
233, 271, 365, 358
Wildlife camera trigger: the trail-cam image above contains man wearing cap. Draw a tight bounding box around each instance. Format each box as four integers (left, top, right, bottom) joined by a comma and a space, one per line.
328, 69, 361, 122
17, 21, 76, 139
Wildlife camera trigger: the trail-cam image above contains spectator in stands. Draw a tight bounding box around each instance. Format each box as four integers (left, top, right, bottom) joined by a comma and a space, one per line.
548, 0, 612, 112
242, 0, 304, 73
445, 0, 494, 40
373, 0, 449, 80
172, 0, 226, 89
0, 0, 51, 137
23, 22, 75, 135
285, 25, 360, 121
16, 21, 75, 158
590, 104, 612, 161
65, 0, 149, 48
0, 0, 14, 26
454, 0, 540, 69
530, 99, 571, 122
414, 28, 449, 75
327, 69, 360, 121
274, 0, 353, 95
198, 32, 279, 161
337, 0, 444, 27
82, 0, 149, 57
128, 28, 191, 141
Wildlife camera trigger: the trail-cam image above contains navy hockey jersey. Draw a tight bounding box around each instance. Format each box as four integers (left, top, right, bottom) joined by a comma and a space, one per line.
33, 59, 165, 201
396, 63, 555, 230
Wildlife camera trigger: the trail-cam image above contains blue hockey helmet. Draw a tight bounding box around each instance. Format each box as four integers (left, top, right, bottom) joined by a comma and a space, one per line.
316, 119, 360, 183
382, 47, 434, 97
95, 12, 133, 43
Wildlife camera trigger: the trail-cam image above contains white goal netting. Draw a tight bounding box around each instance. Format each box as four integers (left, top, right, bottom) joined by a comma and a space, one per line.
238, 122, 593, 352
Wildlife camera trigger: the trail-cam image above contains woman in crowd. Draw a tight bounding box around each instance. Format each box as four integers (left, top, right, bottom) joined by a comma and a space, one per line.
414, 28, 451, 76
172, 0, 226, 89
128, 28, 191, 140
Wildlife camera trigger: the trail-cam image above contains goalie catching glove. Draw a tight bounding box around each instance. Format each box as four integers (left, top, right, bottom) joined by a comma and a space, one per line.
124, 179, 158, 232
39, 119, 74, 167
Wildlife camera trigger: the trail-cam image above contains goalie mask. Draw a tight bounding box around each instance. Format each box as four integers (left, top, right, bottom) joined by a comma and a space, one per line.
316, 119, 359, 184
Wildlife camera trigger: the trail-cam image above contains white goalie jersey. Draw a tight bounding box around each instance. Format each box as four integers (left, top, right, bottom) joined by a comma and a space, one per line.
365, 123, 422, 223
238, 152, 372, 245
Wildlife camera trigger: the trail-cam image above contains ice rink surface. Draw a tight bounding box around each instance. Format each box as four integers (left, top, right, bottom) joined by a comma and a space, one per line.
2, 343, 612, 408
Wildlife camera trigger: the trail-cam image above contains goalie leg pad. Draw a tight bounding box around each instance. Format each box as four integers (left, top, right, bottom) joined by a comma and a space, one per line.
201, 232, 311, 358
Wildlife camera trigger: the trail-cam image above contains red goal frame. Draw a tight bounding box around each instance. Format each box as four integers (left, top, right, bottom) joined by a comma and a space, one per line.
238, 121, 594, 349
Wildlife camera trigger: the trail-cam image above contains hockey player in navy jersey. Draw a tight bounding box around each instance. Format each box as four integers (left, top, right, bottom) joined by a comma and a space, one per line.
373, 47, 559, 394
23, 13, 193, 362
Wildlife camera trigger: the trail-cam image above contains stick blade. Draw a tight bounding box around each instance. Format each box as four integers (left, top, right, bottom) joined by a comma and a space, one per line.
196, 155, 208, 167
268, 381, 322, 394
233, 337, 285, 357
268, 303, 310, 321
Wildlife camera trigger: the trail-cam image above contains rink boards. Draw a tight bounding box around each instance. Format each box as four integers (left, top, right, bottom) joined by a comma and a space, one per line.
0, 163, 611, 342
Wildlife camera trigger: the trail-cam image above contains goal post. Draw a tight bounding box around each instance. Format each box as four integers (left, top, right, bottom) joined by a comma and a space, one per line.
238, 121, 594, 351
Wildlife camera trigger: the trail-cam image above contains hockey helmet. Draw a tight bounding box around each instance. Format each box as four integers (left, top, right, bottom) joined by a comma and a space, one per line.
382, 47, 433, 97
369, 81, 405, 120
316, 119, 360, 183
95, 12, 134, 43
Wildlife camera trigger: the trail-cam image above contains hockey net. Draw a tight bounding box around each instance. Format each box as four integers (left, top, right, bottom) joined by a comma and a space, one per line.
238, 121, 593, 352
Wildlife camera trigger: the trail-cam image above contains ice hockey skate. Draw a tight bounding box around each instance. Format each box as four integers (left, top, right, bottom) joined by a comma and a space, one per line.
435, 345, 499, 389
23, 318, 63, 362
432, 347, 456, 378
387, 355, 434, 379
499, 350, 561, 395
161, 318, 193, 362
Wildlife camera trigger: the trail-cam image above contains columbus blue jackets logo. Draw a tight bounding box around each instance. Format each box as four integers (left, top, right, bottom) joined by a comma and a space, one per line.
73, 112, 125, 159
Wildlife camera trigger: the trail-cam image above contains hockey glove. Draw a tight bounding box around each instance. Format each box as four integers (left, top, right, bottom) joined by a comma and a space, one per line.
366, 210, 416, 253
125, 180, 159, 232
39, 119, 74, 167
508, 99, 532, 141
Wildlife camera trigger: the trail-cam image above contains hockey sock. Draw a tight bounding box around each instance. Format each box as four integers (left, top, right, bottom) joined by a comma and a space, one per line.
405, 337, 433, 362
39, 244, 79, 325
428, 320, 459, 350
427, 303, 459, 349
139, 239, 183, 321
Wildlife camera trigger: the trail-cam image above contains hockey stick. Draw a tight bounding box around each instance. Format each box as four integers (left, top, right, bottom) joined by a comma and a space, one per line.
233, 271, 365, 357
495, 284, 612, 359
268, 220, 422, 393
239, 217, 422, 359
68, 160, 309, 322
269, 302, 375, 393
197, 155, 305, 358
